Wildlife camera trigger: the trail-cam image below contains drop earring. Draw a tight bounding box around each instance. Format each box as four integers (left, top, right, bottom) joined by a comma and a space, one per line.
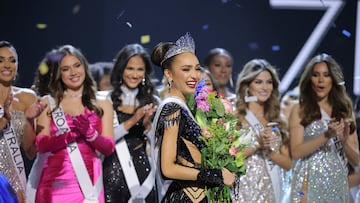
229, 74, 234, 88
142, 77, 146, 85
244, 88, 257, 103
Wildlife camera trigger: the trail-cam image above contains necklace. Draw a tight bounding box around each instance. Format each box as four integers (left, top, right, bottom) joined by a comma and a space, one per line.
64, 91, 82, 98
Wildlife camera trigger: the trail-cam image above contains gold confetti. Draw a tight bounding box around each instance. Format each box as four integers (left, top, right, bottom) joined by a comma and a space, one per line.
36, 23, 47, 29
141, 35, 150, 44
38, 62, 49, 75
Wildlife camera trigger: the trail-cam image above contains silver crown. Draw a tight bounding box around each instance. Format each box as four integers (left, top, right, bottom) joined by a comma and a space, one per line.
160, 32, 195, 66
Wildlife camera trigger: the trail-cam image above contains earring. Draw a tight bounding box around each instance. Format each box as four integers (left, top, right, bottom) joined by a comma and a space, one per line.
168, 80, 172, 89
142, 77, 146, 85
229, 74, 234, 88
244, 88, 257, 103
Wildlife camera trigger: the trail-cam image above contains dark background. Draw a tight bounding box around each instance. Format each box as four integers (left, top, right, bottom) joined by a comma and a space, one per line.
1, 0, 357, 98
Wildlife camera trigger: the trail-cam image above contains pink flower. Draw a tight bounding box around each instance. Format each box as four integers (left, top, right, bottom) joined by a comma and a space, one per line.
222, 99, 233, 114
229, 136, 235, 142
202, 127, 212, 139
229, 145, 238, 157
197, 100, 210, 112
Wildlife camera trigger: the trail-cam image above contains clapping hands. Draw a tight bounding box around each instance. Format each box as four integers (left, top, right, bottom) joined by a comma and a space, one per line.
325, 118, 350, 143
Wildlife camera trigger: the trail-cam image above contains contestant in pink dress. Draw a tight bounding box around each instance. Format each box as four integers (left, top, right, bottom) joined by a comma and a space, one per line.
33, 45, 114, 203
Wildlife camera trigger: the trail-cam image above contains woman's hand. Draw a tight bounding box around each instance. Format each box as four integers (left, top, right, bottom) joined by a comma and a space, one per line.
142, 103, 157, 130
3, 92, 13, 120
25, 98, 47, 122
325, 119, 345, 140
338, 119, 350, 144
259, 127, 273, 150
221, 168, 236, 187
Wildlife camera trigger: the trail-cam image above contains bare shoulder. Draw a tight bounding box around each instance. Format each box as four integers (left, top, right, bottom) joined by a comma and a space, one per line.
289, 103, 302, 127
96, 97, 113, 110
13, 86, 37, 98
13, 86, 37, 106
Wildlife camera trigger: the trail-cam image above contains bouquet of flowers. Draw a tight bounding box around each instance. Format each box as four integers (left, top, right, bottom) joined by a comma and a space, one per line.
187, 77, 250, 202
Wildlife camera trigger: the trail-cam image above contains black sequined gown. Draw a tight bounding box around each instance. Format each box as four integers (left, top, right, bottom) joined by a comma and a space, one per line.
156, 102, 207, 203
102, 110, 157, 202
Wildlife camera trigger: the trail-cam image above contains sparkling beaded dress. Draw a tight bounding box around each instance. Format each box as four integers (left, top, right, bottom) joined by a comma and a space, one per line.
290, 119, 349, 203
35, 113, 104, 203
155, 102, 207, 203
231, 125, 277, 203
0, 111, 26, 198
102, 110, 157, 202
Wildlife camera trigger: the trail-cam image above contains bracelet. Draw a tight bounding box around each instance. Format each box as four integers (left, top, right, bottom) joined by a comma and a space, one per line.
86, 131, 99, 142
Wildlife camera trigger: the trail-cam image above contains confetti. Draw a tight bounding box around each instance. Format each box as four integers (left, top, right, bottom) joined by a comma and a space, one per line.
72, 4, 81, 14
38, 62, 49, 75
117, 10, 125, 20
272, 45, 280, 51
36, 23, 47, 29
341, 29, 351, 38
126, 21, 132, 28
141, 35, 150, 44
248, 42, 259, 50
221, 0, 231, 3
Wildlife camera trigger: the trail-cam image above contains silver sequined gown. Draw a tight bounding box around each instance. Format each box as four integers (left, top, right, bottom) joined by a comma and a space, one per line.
231, 126, 278, 203
0, 111, 26, 196
290, 119, 349, 203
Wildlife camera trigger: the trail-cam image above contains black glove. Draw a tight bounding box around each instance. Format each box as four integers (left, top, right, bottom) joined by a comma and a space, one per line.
197, 168, 223, 186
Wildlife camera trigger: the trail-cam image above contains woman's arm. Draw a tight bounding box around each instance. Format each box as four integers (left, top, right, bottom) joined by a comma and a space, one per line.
267, 144, 292, 170
160, 110, 200, 181
290, 104, 330, 160
97, 98, 114, 139
22, 91, 47, 159
341, 115, 360, 167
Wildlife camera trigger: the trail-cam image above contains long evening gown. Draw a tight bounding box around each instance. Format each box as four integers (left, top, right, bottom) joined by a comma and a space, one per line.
35, 113, 104, 203
0, 111, 26, 199
102, 110, 157, 202
231, 125, 278, 203
155, 102, 207, 203
290, 119, 349, 202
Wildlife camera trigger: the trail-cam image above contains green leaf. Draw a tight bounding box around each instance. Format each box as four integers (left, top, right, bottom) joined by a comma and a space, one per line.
195, 110, 207, 127
186, 94, 196, 112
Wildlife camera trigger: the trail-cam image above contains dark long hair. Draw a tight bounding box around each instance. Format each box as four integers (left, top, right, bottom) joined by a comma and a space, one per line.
49, 45, 103, 116
110, 43, 157, 110
299, 53, 356, 133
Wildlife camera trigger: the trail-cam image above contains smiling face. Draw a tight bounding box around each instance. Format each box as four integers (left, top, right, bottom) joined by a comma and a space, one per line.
122, 55, 146, 89
207, 54, 232, 87
59, 54, 85, 91
165, 52, 202, 98
248, 70, 273, 104
311, 62, 333, 101
0, 46, 18, 84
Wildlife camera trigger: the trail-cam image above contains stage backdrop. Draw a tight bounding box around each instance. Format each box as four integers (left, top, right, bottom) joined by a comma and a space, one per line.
1, 0, 357, 97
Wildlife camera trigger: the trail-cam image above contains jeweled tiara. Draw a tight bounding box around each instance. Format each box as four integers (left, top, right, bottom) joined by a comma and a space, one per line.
160, 32, 195, 66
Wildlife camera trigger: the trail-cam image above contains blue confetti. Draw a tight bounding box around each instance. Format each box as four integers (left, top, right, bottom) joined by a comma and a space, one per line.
221, 0, 231, 3
342, 29, 351, 38
202, 24, 209, 30
248, 42, 259, 50
272, 45, 280, 51
117, 10, 125, 20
